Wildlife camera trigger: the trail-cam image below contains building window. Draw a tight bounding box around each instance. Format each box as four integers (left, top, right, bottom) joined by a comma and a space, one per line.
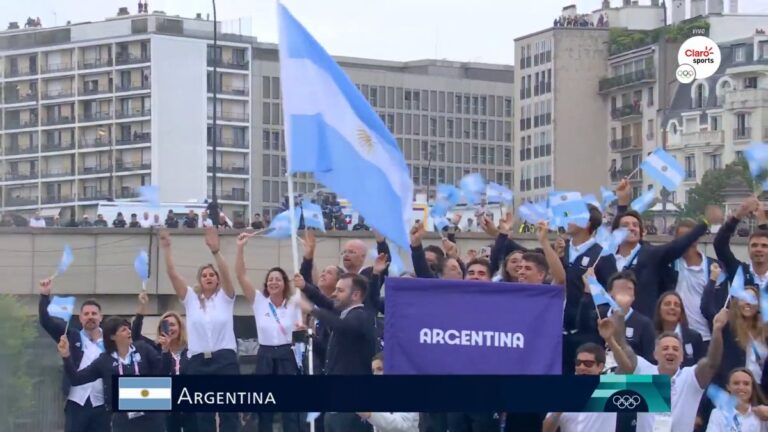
710, 116, 720, 131
735, 46, 746, 62
745, 77, 758, 89
693, 84, 707, 108
647, 86, 654, 107
685, 155, 696, 179
710, 154, 722, 170
735, 113, 750, 139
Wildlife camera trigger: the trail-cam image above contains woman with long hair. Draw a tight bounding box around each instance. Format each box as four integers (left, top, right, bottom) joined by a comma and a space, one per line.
716, 286, 768, 389
160, 228, 239, 432
706, 368, 767, 431
500, 250, 524, 282
236, 233, 303, 432
57, 316, 164, 432
132, 292, 196, 432
652, 291, 705, 367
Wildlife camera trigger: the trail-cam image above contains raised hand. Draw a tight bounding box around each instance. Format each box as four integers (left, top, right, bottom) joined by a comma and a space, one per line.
442, 237, 459, 259
137, 291, 149, 315
157, 333, 171, 352
709, 262, 721, 282
39, 278, 52, 296
704, 205, 725, 226
373, 229, 385, 244
203, 227, 220, 253
293, 273, 306, 290
536, 221, 549, 244
498, 212, 514, 234
303, 229, 316, 259
236, 232, 250, 248
159, 230, 171, 249
713, 308, 729, 332
479, 216, 499, 238
410, 222, 426, 246
581, 267, 596, 293
57, 335, 70, 358
597, 317, 615, 342
616, 179, 631, 205
373, 253, 390, 275
554, 236, 567, 257
737, 196, 758, 220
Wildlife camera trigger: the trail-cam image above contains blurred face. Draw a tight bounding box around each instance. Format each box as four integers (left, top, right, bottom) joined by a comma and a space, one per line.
80, 305, 102, 331
442, 258, 463, 280
575, 352, 603, 375
506, 252, 523, 280
331, 278, 357, 311
372, 359, 384, 375
198, 266, 219, 293
728, 371, 754, 404
738, 288, 759, 318
319, 265, 340, 291
143, 212, 149, 219
749, 235, 768, 267
111, 325, 133, 347
676, 226, 699, 252
517, 260, 545, 284
659, 295, 682, 325
154, 215, 160, 222
202, 211, 208, 219
609, 279, 636, 310
162, 316, 181, 340
266, 270, 286, 298
619, 215, 641, 244
424, 251, 439, 267
465, 263, 490, 281
654, 336, 683, 371
342, 240, 366, 270
566, 223, 586, 236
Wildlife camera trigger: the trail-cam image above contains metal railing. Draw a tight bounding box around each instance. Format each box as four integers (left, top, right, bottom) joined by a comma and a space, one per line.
41, 116, 74, 127
4, 119, 37, 130
209, 85, 249, 96
41, 194, 75, 204
207, 57, 249, 70
78, 59, 113, 70
118, 189, 141, 198
115, 82, 151, 93
115, 53, 151, 66
80, 137, 111, 149
79, 112, 113, 123
41, 89, 75, 100
5, 196, 38, 206
41, 142, 75, 152
115, 161, 151, 172
599, 68, 655, 93
40, 169, 75, 179
79, 86, 112, 96
79, 165, 112, 175
79, 191, 112, 200
611, 104, 642, 120
734, 127, 752, 140
207, 165, 249, 175
209, 111, 249, 122
41, 63, 75, 74
3, 145, 39, 156
6, 67, 36, 78
609, 137, 636, 151
4, 92, 39, 104
116, 133, 151, 146
5, 172, 38, 181
220, 191, 250, 201
116, 109, 151, 119
209, 138, 249, 149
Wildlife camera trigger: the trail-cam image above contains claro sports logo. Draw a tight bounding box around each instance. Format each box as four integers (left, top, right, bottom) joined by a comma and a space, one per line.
676, 36, 721, 83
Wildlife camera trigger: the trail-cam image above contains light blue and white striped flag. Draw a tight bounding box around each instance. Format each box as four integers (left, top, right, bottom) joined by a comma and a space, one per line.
134, 250, 149, 282
641, 148, 685, 191
744, 142, 768, 178
459, 173, 485, 205
706, 384, 738, 430
301, 201, 326, 232
548, 191, 590, 228
588, 276, 620, 311
265, 209, 300, 239
730, 266, 757, 305
56, 245, 74, 276
437, 184, 462, 207
279, 4, 413, 250
599, 228, 630, 257
486, 182, 513, 205
600, 186, 617, 208
47, 296, 76, 323
630, 187, 656, 213
118, 377, 172, 411
518, 201, 549, 225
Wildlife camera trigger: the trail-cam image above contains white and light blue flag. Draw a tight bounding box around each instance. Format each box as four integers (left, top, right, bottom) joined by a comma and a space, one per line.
459, 173, 485, 205
436, 184, 462, 207
640, 148, 685, 191
265, 208, 300, 239
548, 192, 590, 228
600, 186, 617, 208
118, 377, 172, 411
278, 4, 413, 250
47, 296, 76, 323
744, 142, 768, 178
588, 276, 620, 311
486, 182, 513, 205
301, 201, 326, 232
134, 250, 149, 282
630, 187, 656, 213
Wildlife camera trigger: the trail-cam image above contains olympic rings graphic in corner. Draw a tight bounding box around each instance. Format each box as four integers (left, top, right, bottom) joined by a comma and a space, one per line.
612, 395, 642, 409
677, 69, 694, 78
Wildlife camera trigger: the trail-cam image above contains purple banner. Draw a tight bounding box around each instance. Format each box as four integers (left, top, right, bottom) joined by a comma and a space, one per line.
384, 278, 563, 375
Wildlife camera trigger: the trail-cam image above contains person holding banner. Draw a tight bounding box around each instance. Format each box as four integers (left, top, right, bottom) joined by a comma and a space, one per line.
409, 222, 464, 280
159, 228, 240, 432
706, 368, 768, 431
38, 279, 110, 432
612, 179, 709, 318
56, 316, 164, 432
132, 292, 196, 432
607, 305, 729, 432
235, 233, 303, 432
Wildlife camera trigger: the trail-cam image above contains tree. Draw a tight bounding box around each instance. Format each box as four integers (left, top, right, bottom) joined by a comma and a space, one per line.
677, 159, 752, 219
0, 294, 36, 431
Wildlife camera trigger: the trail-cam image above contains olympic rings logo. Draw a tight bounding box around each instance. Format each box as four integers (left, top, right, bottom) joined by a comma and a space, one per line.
677, 69, 694, 78
612, 395, 641, 409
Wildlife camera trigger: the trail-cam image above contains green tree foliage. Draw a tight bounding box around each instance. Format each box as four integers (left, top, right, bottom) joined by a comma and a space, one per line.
677, 158, 752, 219
0, 295, 36, 431
608, 19, 710, 55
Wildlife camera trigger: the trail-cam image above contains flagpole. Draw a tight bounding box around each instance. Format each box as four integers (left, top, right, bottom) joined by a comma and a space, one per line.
286, 173, 300, 275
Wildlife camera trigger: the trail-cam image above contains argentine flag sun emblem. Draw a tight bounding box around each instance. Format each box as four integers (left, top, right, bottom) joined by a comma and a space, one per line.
118, 377, 172, 411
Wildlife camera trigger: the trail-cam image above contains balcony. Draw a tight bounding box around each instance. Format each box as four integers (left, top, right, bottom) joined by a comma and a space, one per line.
724, 89, 768, 110
80, 137, 112, 149
599, 68, 656, 93
80, 86, 113, 96
4, 119, 37, 130
5, 196, 38, 206
79, 112, 113, 123
79, 190, 112, 201
41, 142, 75, 153
116, 109, 151, 119
207, 165, 249, 175
220, 190, 250, 201
3, 144, 39, 156
609, 137, 639, 152
115, 82, 151, 93
5, 171, 38, 181
209, 85, 249, 97
610, 168, 643, 182
116, 133, 151, 146
611, 104, 642, 120
209, 138, 249, 149
41, 168, 75, 179
4, 92, 39, 104
41, 63, 75, 74
681, 130, 724, 146
115, 53, 151, 66
6, 67, 36, 78
79, 59, 113, 70
79, 165, 112, 175
41, 116, 74, 127
42, 195, 75, 204
734, 127, 752, 141
41, 89, 75, 100
207, 57, 249, 70
117, 189, 140, 199
115, 161, 151, 172
209, 111, 248, 123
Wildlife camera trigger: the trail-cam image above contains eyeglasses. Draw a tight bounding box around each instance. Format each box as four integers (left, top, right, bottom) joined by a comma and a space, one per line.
575, 359, 597, 367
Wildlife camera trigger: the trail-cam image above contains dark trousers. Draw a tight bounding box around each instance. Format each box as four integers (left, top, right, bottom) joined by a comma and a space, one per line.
187, 349, 241, 432
254, 345, 301, 432
324, 413, 372, 432
64, 398, 110, 432
166, 412, 199, 432
111, 412, 165, 432
446, 413, 498, 432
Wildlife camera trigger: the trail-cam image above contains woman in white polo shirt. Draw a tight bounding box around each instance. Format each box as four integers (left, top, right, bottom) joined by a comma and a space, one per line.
707, 367, 768, 432
236, 233, 303, 432
160, 228, 240, 432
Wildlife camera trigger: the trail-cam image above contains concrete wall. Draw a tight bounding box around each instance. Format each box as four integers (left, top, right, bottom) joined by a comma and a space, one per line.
1, 227, 749, 316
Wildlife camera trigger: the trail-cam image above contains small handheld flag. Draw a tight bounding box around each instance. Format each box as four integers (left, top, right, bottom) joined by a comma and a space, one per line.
518, 201, 549, 225
53, 245, 74, 278
599, 228, 630, 257
744, 142, 768, 178
47, 296, 76, 323
459, 173, 485, 205
134, 250, 150, 291
600, 186, 617, 208
265, 209, 300, 239
486, 183, 514, 205
139, 185, 160, 208
588, 276, 620, 313
301, 202, 326, 232
630, 187, 656, 213
548, 191, 590, 229
640, 148, 685, 192
728, 266, 757, 305
706, 384, 738, 430
436, 184, 462, 207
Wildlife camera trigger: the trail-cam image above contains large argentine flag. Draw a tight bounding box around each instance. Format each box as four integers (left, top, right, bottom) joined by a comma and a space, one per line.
118, 377, 172, 411
640, 148, 685, 191
278, 4, 414, 249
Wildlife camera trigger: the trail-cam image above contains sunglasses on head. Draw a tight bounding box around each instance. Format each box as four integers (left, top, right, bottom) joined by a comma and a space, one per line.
575, 359, 597, 367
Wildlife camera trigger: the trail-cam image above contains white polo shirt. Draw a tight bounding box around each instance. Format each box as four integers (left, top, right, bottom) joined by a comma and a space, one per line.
29, 217, 46, 227
546, 412, 616, 432
139, 218, 152, 228
182, 287, 237, 357
68, 330, 105, 406
706, 407, 766, 432
633, 357, 704, 432
675, 257, 711, 341
253, 292, 302, 346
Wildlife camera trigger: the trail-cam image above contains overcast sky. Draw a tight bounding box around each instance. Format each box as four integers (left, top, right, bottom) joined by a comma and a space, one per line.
3, 0, 767, 64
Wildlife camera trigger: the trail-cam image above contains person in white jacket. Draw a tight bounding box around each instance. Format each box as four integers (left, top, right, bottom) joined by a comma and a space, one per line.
356, 353, 420, 432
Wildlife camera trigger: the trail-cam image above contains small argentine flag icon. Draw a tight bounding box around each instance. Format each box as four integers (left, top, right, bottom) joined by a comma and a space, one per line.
118, 377, 172, 411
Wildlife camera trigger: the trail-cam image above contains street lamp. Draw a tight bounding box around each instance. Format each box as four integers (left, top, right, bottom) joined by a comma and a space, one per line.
209, 0, 220, 224
425, 144, 436, 203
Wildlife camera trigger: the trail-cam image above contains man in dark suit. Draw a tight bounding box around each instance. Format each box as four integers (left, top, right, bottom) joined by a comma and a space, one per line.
301, 273, 377, 432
